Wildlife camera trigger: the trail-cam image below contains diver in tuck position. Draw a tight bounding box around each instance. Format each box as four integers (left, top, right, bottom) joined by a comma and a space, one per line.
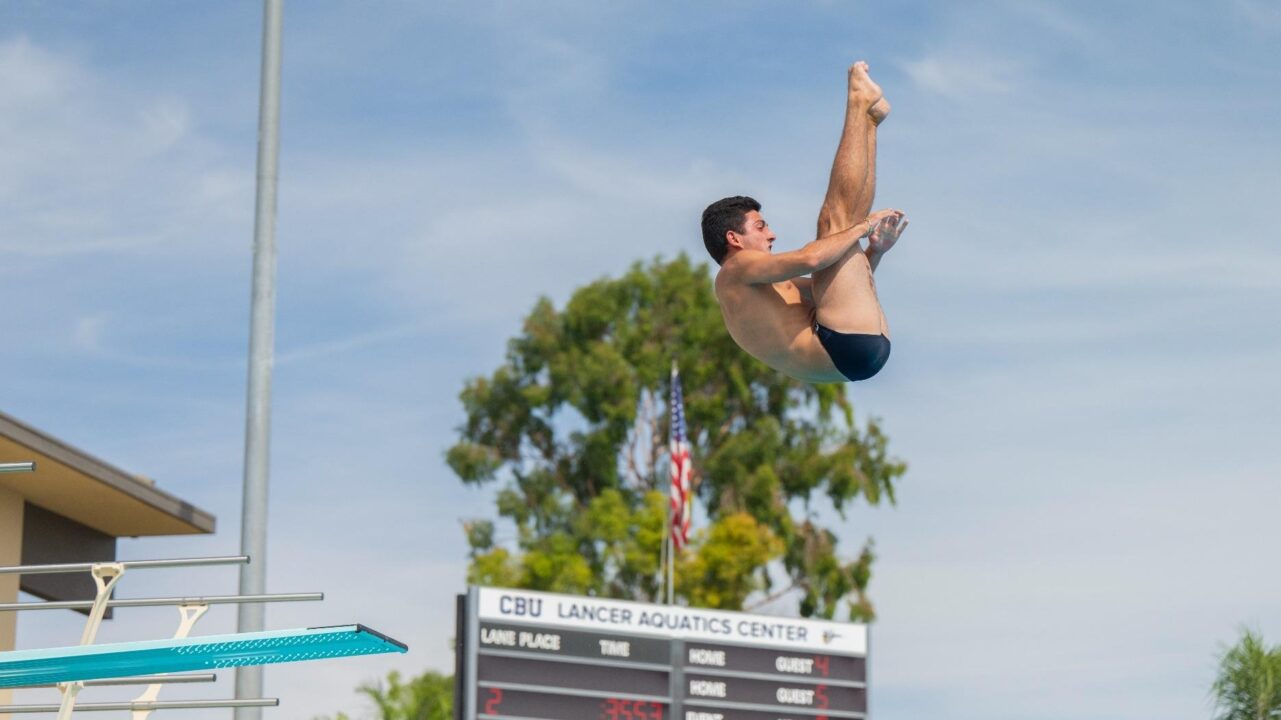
702, 61, 909, 383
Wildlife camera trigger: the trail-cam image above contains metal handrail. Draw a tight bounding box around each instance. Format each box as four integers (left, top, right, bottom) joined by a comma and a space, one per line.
0, 556, 249, 576
21, 673, 216, 689
0, 592, 322, 612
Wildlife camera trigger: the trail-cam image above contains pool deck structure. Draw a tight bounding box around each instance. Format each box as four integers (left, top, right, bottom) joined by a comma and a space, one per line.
0, 410, 215, 715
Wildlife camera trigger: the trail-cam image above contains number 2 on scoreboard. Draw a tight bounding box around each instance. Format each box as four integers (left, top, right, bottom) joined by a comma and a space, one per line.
484, 688, 503, 715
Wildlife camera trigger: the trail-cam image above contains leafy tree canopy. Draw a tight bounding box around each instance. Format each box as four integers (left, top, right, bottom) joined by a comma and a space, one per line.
1212, 628, 1281, 720
448, 255, 905, 620
317, 670, 453, 720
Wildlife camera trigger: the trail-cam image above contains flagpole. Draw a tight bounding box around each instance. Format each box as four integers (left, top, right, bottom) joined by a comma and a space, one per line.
659, 500, 669, 603
664, 496, 675, 605
667, 534, 675, 605
667, 359, 678, 606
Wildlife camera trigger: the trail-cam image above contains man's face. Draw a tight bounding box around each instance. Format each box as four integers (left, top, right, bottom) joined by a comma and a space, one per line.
728, 210, 776, 253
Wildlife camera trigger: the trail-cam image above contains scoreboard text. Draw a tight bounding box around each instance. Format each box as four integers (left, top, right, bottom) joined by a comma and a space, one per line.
457, 587, 868, 720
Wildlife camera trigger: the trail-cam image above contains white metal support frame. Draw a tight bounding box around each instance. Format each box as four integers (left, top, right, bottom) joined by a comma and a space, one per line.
0, 555, 315, 717
0, 553, 392, 717
129, 603, 209, 720
57, 563, 126, 720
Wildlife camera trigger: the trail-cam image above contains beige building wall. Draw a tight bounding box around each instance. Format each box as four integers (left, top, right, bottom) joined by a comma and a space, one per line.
0, 486, 23, 715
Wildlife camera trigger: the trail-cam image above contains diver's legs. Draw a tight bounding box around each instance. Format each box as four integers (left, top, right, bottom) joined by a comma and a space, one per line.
812, 62, 889, 335
816, 62, 883, 238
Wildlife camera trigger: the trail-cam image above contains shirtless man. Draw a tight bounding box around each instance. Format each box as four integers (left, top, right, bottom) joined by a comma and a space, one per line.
702, 61, 908, 383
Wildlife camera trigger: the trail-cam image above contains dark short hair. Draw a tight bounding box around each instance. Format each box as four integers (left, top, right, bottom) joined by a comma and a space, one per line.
701, 195, 761, 264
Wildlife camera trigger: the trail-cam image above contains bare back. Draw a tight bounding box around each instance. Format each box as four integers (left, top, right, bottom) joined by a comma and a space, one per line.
714, 260, 846, 383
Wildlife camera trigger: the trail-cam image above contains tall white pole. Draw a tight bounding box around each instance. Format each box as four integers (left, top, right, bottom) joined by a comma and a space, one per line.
666, 533, 675, 605
667, 361, 677, 605
236, 0, 283, 717
659, 508, 670, 603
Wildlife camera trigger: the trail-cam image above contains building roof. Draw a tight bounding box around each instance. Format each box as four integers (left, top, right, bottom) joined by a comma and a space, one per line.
0, 410, 215, 537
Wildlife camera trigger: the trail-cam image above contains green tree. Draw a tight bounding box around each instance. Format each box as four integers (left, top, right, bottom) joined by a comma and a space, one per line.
448, 255, 905, 620
317, 670, 453, 720
1212, 629, 1281, 720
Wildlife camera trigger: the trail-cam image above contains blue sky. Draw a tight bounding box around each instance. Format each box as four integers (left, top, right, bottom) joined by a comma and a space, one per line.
2, 1, 1279, 718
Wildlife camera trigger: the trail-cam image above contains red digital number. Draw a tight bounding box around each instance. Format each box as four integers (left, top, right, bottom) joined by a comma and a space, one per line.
602, 697, 663, 720
484, 688, 503, 715
813, 655, 830, 677
815, 684, 829, 710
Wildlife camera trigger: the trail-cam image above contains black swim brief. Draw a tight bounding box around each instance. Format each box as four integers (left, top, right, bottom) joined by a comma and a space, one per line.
814, 322, 891, 382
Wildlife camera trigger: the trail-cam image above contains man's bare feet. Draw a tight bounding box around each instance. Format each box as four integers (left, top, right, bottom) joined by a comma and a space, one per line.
848, 61, 882, 110
869, 97, 891, 125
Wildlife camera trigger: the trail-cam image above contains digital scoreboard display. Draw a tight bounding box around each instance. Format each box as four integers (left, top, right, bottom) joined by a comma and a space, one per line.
456, 587, 868, 720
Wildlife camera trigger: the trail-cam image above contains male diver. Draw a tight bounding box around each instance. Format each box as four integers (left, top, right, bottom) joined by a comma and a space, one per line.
702, 61, 908, 383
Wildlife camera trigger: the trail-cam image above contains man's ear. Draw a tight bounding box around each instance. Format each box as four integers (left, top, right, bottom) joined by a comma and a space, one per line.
725, 231, 744, 251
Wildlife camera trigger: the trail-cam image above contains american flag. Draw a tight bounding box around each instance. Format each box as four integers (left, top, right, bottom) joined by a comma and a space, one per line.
669, 362, 692, 551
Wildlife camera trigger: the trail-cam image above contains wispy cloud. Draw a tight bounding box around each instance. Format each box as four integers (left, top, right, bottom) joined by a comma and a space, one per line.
275, 322, 435, 366
137, 98, 192, 155
70, 314, 108, 352
0, 35, 78, 112
1000, 0, 1096, 46
0, 35, 248, 261
61, 312, 236, 370
899, 52, 1022, 101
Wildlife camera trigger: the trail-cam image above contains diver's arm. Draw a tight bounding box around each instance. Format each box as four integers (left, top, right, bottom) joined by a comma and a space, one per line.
729, 210, 898, 284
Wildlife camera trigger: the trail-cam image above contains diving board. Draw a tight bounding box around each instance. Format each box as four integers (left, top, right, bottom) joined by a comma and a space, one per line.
0, 624, 407, 689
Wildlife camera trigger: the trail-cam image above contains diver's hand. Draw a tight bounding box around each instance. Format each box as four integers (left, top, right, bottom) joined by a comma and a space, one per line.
867, 213, 909, 255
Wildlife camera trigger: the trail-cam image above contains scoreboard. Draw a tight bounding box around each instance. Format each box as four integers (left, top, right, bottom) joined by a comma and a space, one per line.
455, 587, 868, 720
